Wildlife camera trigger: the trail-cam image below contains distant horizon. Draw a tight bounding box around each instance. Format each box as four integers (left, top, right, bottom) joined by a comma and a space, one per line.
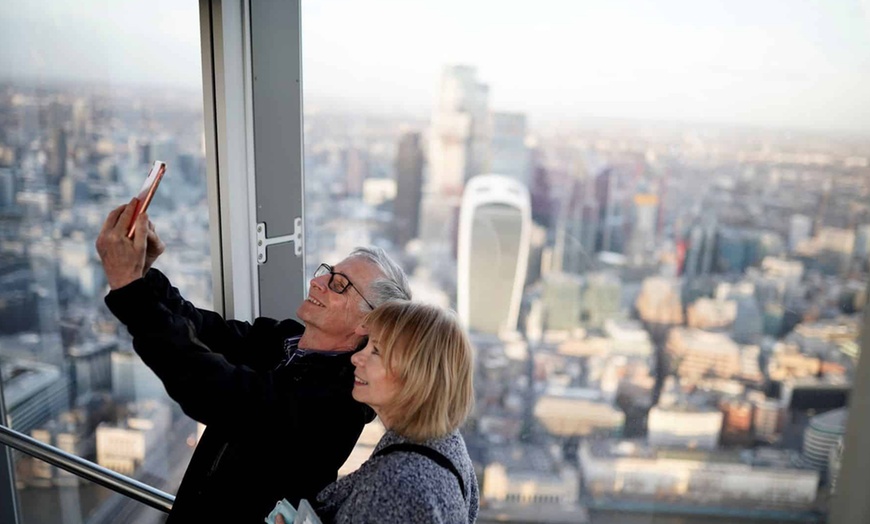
4, 1, 870, 137
4, 75, 869, 142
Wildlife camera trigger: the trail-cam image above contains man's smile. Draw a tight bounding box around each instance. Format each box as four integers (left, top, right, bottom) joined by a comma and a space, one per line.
306, 296, 326, 307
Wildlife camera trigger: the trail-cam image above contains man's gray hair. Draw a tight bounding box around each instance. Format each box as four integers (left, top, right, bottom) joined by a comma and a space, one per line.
348, 246, 412, 312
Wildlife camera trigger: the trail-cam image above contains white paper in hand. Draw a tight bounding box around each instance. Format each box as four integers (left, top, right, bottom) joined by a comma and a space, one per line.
294, 499, 323, 524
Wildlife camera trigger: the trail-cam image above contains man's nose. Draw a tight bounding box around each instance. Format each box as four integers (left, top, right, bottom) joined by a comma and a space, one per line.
310, 274, 328, 292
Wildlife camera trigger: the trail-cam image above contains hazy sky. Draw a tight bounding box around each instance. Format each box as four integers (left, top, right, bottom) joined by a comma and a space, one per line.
3, 0, 870, 133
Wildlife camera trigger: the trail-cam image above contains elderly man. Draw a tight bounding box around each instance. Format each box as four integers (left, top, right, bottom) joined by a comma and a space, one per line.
95, 200, 411, 523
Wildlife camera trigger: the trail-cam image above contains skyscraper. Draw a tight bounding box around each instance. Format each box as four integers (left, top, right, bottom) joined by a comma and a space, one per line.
488, 112, 529, 185
553, 156, 600, 274
855, 224, 870, 262
626, 193, 659, 265
0, 168, 15, 210
420, 66, 490, 244
683, 219, 717, 279
594, 168, 626, 254
392, 132, 424, 248
458, 174, 531, 335
47, 127, 68, 187
429, 65, 489, 193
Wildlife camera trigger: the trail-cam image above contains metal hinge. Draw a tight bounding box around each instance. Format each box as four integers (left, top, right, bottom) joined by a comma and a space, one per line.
256, 218, 302, 264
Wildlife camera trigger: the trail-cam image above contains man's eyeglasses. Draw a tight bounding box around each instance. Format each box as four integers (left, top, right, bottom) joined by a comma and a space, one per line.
314, 263, 376, 310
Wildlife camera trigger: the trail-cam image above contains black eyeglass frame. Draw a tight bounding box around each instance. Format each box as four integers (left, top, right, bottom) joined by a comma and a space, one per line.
314, 263, 376, 310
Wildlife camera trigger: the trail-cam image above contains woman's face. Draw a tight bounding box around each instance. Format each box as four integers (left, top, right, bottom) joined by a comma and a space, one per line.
350, 326, 402, 423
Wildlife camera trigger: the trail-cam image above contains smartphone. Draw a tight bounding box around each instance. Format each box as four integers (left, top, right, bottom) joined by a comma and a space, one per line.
127, 160, 167, 238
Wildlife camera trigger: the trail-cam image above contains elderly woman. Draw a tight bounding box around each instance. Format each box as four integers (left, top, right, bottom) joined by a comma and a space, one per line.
279, 300, 478, 523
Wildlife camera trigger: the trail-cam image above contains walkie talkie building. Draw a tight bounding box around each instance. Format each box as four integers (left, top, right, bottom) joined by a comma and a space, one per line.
457, 174, 531, 335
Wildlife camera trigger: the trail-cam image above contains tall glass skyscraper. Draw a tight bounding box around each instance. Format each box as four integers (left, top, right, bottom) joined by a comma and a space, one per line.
419, 66, 490, 246
457, 174, 531, 335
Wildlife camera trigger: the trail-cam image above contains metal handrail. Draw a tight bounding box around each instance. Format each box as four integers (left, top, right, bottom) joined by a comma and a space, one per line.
0, 424, 174, 514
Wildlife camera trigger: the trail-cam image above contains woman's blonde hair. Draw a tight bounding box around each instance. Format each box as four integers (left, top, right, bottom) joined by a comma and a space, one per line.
365, 301, 474, 442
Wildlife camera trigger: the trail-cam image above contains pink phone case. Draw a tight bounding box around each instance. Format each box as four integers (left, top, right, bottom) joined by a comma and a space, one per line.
127, 161, 166, 238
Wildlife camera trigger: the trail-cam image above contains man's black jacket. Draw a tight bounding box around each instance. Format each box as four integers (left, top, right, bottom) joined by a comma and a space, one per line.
105, 269, 374, 523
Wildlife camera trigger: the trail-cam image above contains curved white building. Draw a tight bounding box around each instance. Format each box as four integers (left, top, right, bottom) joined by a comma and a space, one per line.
802, 408, 848, 473
457, 174, 531, 335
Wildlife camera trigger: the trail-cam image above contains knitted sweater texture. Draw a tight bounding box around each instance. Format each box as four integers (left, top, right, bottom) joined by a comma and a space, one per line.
316, 429, 479, 523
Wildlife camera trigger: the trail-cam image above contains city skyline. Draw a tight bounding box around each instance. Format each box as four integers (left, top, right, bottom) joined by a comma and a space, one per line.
2, 3, 869, 522
1, 71, 867, 523
3, 0, 870, 134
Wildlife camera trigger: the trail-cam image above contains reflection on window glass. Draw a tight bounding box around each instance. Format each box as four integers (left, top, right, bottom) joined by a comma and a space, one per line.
0, 1, 207, 522
303, 1, 869, 522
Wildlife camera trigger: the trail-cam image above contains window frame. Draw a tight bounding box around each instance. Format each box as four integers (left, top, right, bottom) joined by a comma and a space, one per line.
200, 0, 307, 322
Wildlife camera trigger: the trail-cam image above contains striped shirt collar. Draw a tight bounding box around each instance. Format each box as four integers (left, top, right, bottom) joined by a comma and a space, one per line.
279, 335, 350, 368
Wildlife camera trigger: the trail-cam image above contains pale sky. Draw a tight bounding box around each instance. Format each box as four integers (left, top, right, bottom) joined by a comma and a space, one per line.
2, 0, 870, 134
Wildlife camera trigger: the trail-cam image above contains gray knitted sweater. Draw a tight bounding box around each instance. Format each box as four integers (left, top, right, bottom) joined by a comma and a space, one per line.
315, 428, 479, 523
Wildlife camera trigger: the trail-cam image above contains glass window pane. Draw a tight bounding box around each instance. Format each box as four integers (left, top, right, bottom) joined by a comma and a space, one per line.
0, 1, 209, 522
303, 1, 869, 522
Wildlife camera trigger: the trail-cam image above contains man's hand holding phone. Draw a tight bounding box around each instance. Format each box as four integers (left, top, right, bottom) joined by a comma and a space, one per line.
96, 199, 151, 289
96, 160, 168, 289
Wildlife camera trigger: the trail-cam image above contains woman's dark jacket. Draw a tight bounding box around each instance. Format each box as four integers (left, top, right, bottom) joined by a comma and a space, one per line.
104, 269, 373, 523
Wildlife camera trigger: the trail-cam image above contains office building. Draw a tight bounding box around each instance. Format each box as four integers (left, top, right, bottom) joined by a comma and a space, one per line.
2, 359, 69, 436
0, 168, 15, 210
581, 272, 622, 330
457, 174, 531, 334
111, 351, 169, 402
626, 193, 659, 265
47, 127, 68, 186
686, 297, 737, 330
797, 227, 856, 275
392, 131, 424, 248
552, 168, 599, 274
541, 272, 583, 333
488, 112, 529, 185
665, 328, 741, 382
602, 319, 654, 358
752, 395, 783, 443
720, 399, 754, 445
581, 440, 819, 511
802, 408, 848, 475
855, 224, 870, 261
428, 65, 489, 194
420, 66, 489, 244
682, 219, 717, 279
636, 277, 684, 326
534, 389, 625, 437
647, 406, 724, 450
95, 401, 170, 476
483, 445, 580, 508
767, 343, 822, 382
67, 340, 116, 403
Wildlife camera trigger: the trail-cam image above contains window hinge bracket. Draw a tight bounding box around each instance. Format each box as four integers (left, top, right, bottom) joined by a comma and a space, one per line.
256, 218, 302, 264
